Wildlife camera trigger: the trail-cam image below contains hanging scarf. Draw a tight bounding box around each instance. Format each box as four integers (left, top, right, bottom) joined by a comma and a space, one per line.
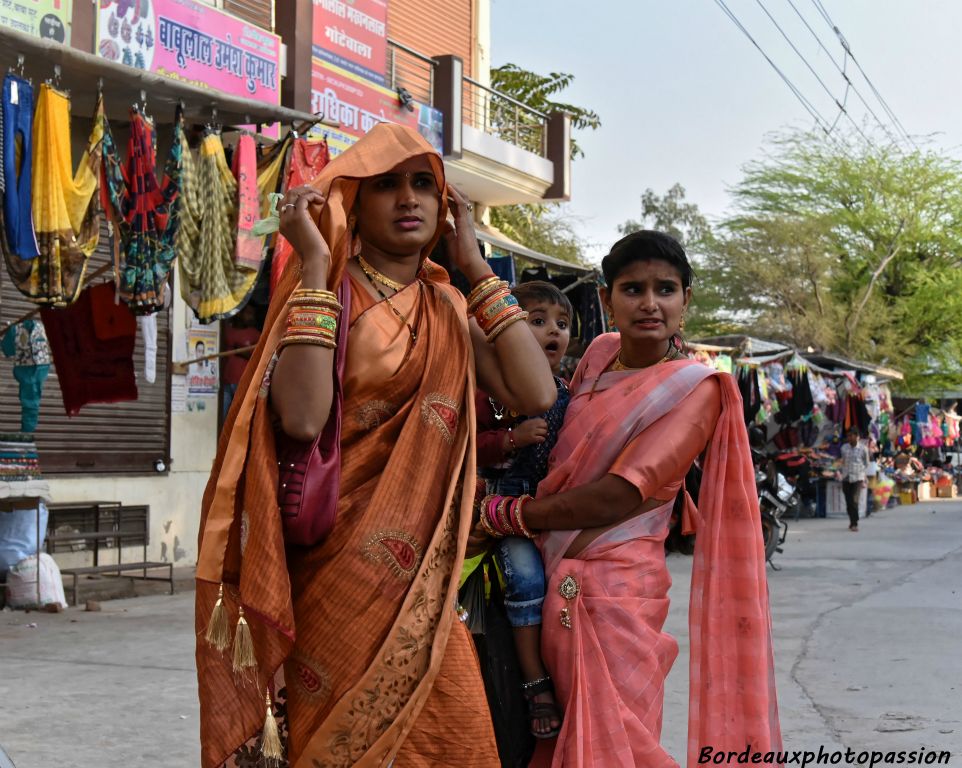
269, 137, 330, 292
30, 85, 104, 305
100, 106, 181, 315
176, 129, 259, 323
195, 124, 497, 768
1, 74, 39, 261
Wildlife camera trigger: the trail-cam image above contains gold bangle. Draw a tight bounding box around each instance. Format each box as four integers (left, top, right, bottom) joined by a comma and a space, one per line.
486, 310, 528, 343
468, 277, 505, 313
514, 495, 535, 539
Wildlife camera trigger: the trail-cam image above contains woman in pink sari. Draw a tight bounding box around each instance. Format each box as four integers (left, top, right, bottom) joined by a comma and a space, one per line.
514, 231, 781, 766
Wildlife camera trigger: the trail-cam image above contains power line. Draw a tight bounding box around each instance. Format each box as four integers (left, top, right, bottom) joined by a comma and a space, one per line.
711, 0, 854, 158
712, 0, 835, 135
808, 0, 917, 147
753, 0, 877, 149
782, 0, 902, 146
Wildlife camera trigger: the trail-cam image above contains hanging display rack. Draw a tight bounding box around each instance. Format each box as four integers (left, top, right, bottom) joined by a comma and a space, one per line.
0, 25, 336, 129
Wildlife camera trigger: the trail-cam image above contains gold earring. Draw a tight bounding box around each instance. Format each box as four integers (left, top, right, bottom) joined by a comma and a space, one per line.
606, 311, 615, 327
679, 312, 687, 332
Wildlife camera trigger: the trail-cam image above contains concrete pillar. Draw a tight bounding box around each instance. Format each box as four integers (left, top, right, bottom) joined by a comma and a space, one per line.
433, 55, 463, 159
275, 0, 314, 113
544, 111, 571, 201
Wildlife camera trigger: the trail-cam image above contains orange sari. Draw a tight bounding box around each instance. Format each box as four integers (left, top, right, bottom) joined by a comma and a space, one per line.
537, 333, 781, 767
195, 124, 498, 768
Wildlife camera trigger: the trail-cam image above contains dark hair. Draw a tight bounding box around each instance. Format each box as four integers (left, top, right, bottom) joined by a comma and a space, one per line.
512, 280, 573, 318
601, 230, 694, 289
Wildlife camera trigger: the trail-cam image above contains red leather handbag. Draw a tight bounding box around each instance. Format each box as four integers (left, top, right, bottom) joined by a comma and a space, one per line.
275, 277, 351, 547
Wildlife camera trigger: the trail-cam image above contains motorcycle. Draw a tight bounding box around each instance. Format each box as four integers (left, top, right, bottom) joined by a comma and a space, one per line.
751, 447, 792, 566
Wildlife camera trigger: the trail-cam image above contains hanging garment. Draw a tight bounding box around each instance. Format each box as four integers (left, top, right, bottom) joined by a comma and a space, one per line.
269, 137, 330, 291
22, 85, 104, 305
1, 74, 39, 260
487, 254, 516, 285
138, 314, 157, 383
39, 282, 138, 416
1, 319, 52, 432
176, 128, 258, 323
232, 134, 264, 271
101, 106, 181, 315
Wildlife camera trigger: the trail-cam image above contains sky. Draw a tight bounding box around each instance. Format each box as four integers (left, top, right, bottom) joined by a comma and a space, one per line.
490, 0, 962, 262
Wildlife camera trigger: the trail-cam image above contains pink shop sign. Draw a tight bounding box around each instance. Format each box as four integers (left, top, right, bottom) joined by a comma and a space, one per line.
96, 0, 281, 104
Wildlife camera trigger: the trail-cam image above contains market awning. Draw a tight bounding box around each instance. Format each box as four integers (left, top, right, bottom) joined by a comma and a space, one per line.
0, 26, 327, 127
475, 224, 594, 274
692, 335, 792, 356
804, 353, 904, 382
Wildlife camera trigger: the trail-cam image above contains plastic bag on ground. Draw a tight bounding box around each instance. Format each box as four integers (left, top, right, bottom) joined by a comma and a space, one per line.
5, 552, 67, 608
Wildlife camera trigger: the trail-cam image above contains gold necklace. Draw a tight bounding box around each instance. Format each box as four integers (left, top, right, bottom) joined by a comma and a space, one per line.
359, 261, 420, 347
357, 254, 408, 292
610, 343, 676, 372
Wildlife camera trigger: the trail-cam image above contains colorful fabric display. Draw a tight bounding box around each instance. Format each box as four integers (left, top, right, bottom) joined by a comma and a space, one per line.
269, 137, 330, 291
101, 106, 181, 315
1, 320, 51, 432
233, 134, 264, 271
176, 129, 259, 323
39, 282, 138, 415
1, 74, 39, 261
20, 86, 104, 305
0, 433, 42, 482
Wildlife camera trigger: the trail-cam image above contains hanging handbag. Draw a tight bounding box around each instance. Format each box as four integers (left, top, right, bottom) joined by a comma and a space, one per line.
275, 277, 351, 547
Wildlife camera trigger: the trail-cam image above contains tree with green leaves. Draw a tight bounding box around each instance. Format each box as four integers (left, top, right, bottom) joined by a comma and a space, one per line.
486, 64, 601, 265
700, 130, 962, 392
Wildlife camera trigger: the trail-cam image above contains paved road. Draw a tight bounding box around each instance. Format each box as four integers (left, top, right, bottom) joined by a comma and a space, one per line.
1, 501, 959, 767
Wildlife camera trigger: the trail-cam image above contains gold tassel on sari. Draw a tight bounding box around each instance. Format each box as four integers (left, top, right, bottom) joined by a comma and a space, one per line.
232, 605, 257, 675
260, 688, 283, 765
203, 583, 231, 652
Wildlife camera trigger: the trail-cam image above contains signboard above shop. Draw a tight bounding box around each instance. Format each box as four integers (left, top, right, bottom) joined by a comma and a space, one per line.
312, 0, 388, 86
95, 0, 281, 105
0, 0, 71, 44
311, 58, 443, 157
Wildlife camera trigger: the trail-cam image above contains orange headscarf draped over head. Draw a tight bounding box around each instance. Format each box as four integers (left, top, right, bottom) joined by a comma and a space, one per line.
194, 124, 459, 767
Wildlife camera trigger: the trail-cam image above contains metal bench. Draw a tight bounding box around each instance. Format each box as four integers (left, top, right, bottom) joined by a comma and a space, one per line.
44, 503, 174, 606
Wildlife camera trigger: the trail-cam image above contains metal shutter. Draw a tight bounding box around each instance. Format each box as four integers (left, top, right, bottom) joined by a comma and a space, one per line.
0, 218, 172, 475
388, 0, 473, 76
223, 0, 274, 30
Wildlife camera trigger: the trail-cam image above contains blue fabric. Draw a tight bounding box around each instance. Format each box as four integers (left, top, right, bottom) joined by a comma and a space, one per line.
494, 535, 546, 627
2, 75, 39, 259
487, 255, 516, 285
486, 377, 569, 493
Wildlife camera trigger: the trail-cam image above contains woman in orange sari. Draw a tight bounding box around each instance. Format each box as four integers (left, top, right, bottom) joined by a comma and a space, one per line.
194, 123, 556, 768
510, 231, 782, 766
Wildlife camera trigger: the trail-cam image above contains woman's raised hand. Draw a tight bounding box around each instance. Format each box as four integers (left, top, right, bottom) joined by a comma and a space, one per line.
278, 186, 330, 271
442, 184, 489, 284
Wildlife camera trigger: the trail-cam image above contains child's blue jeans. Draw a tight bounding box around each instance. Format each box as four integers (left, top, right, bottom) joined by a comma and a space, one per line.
487, 477, 546, 628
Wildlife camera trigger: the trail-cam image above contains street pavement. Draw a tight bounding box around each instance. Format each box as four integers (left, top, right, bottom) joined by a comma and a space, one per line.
1, 500, 960, 767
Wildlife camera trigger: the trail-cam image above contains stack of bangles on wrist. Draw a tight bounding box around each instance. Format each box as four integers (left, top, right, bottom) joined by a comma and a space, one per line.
467, 275, 528, 342
279, 288, 343, 350
478, 494, 535, 539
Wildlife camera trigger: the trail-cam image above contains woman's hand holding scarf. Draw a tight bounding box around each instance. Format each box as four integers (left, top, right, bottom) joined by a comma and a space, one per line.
278, 186, 331, 280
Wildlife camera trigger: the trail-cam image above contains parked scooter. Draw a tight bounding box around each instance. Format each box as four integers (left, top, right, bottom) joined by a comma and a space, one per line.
749, 427, 791, 566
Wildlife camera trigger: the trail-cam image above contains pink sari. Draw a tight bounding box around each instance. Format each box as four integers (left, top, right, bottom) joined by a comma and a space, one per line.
538, 334, 781, 767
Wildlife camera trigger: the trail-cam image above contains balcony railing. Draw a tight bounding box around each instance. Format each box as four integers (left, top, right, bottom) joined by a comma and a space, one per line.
385, 40, 548, 158
386, 39, 435, 107
462, 76, 548, 157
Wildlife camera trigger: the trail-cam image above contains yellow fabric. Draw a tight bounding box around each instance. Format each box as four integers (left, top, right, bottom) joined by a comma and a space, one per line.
32, 85, 102, 238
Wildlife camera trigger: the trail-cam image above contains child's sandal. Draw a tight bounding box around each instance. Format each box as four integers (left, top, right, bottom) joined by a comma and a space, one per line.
522, 675, 562, 739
